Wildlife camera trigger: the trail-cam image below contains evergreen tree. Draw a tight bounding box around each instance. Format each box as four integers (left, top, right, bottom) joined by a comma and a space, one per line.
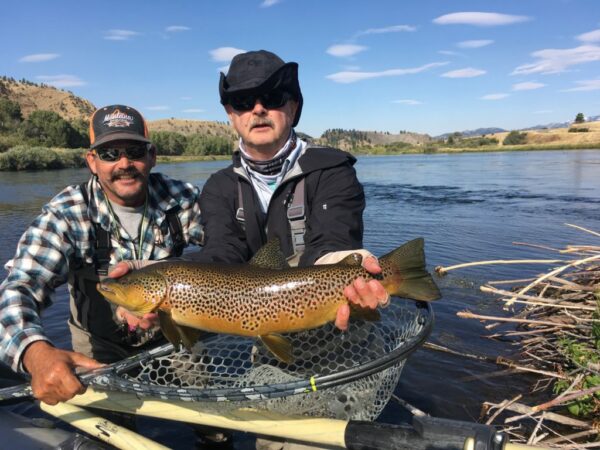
574, 112, 585, 124
19, 110, 79, 147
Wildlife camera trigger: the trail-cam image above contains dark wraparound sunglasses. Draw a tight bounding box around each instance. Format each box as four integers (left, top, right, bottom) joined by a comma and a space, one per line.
228, 90, 292, 111
95, 144, 150, 162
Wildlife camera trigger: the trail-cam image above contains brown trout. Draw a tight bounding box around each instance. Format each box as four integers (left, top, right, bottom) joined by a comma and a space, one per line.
97, 238, 441, 362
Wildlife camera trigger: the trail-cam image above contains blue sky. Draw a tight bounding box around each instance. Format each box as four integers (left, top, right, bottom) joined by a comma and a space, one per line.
2, 0, 600, 137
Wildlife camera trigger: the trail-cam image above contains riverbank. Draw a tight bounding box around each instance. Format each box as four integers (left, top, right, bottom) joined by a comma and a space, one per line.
1, 128, 599, 171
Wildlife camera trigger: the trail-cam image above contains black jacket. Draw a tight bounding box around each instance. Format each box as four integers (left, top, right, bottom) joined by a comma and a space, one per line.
195, 145, 365, 266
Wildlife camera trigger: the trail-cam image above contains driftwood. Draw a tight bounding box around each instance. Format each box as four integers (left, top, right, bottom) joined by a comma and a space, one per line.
438, 224, 600, 448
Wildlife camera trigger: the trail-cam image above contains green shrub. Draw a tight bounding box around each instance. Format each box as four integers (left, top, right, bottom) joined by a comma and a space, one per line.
503, 131, 528, 145
19, 110, 83, 147
185, 134, 234, 155
0, 146, 85, 171
568, 127, 589, 133
150, 131, 187, 155
0, 134, 24, 153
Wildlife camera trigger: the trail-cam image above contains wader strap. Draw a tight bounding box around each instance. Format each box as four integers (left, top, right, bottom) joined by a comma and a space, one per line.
165, 207, 185, 257
80, 182, 111, 276
236, 178, 307, 255
287, 178, 306, 255
235, 180, 246, 230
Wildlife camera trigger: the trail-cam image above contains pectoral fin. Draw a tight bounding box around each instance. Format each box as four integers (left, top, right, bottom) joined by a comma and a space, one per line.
350, 305, 381, 322
338, 253, 363, 266
260, 334, 293, 363
158, 310, 202, 350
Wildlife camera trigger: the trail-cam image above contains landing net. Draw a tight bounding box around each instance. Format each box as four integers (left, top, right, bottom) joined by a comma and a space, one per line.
88, 301, 432, 421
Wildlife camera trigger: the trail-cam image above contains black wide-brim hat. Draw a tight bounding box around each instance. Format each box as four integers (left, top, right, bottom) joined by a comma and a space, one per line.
219, 50, 304, 127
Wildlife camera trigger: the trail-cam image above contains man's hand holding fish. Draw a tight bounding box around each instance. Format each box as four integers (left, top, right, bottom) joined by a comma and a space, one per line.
107, 248, 389, 333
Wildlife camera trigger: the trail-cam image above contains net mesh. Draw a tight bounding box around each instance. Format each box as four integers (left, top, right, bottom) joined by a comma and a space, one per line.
102, 301, 431, 421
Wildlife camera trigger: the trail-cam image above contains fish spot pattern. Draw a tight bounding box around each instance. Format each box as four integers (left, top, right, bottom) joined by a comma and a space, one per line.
157, 262, 366, 336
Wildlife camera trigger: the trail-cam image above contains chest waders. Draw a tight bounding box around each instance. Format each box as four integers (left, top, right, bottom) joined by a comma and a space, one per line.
67, 183, 185, 362
236, 177, 306, 267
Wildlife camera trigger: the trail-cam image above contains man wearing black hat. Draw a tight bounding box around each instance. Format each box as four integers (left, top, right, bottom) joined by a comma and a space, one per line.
0, 104, 203, 405
197, 50, 388, 327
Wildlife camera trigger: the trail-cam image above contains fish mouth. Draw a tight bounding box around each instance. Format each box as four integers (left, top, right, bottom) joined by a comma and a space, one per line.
97, 282, 120, 302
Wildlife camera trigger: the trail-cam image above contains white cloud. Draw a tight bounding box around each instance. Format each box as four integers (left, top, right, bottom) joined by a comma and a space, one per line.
577, 29, 600, 43
356, 25, 416, 37
457, 39, 493, 49
182, 108, 205, 113
104, 29, 140, 41
512, 81, 545, 91
326, 44, 368, 58
562, 79, 600, 92
260, 0, 280, 7
210, 47, 246, 62
481, 93, 509, 100
165, 26, 190, 33
36, 75, 86, 88
146, 105, 170, 111
433, 12, 530, 27
512, 45, 600, 75
19, 53, 60, 63
326, 62, 449, 84
441, 67, 486, 78
393, 99, 422, 105
438, 50, 462, 57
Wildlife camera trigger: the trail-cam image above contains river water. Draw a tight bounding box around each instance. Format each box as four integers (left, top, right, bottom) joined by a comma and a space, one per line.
0, 150, 598, 447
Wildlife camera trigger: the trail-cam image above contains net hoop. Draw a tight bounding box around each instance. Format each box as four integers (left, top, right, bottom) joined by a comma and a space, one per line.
87, 301, 433, 403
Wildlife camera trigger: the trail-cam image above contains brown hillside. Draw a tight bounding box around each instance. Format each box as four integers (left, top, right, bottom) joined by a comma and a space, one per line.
0, 77, 95, 121
148, 118, 237, 141
316, 129, 431, 151
488, 121, 600, 146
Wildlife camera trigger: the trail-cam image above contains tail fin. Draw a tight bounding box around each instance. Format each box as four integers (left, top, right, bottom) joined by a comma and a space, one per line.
379, 238, 441, 302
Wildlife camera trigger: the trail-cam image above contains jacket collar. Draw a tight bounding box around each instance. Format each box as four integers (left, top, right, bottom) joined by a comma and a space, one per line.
232, 144, 355, 182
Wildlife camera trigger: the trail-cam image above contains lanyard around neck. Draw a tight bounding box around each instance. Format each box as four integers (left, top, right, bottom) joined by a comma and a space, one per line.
105, 195, 149, 260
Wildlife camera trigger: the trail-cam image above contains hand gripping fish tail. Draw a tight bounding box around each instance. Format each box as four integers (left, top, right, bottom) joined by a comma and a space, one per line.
378, 237, 442, 303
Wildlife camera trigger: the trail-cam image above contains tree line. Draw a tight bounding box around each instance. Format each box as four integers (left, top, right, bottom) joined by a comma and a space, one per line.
0, 97, 235, 155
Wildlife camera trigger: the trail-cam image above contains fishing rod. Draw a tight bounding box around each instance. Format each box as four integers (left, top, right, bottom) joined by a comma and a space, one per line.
61, 386, 545, 450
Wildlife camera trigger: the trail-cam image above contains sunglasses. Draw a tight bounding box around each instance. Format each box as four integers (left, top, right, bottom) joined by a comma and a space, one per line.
228, 90, 292, 111
95, 144, 149, 162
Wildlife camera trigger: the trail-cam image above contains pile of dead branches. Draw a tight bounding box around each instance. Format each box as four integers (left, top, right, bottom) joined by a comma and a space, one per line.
436, 224, 600, 448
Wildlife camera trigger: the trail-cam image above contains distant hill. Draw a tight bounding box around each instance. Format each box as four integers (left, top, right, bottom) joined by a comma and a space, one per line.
436, 115, 600, 140
148, 118, 237, 141
316, 128, 431, 151
436, 127, 506, 140
0, 77, 95, 122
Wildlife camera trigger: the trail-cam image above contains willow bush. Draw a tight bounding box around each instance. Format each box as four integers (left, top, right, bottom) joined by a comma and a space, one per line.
0, 146, 86, 171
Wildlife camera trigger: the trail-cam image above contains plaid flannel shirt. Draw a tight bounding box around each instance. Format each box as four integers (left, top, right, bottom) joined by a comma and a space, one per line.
0, 173, 203, 373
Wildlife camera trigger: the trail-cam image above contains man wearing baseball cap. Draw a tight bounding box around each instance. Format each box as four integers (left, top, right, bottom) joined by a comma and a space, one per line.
0, 104, 203, 407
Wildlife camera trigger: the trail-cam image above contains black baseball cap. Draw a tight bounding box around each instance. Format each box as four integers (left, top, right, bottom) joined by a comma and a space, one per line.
89, 104, 151, 149
219, 50, 303, 127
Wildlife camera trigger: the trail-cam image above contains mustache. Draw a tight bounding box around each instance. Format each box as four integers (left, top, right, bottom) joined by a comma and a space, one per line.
111, 167, 141, 181
250, 118, 274, 129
